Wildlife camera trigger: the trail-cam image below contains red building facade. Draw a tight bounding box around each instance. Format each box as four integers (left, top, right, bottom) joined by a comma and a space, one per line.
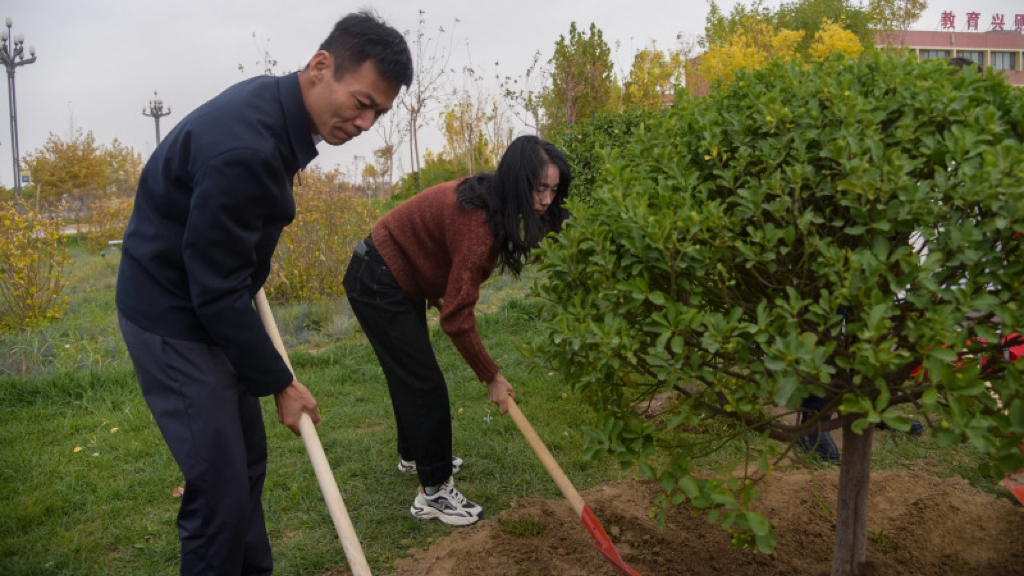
878, 30, 1024, 86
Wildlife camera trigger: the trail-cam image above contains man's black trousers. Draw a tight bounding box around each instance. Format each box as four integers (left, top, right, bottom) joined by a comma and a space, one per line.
119, 315, 273, 576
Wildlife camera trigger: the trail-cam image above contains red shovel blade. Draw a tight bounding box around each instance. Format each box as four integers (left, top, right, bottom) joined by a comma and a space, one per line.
1007, 471, 1024, 506
1007, 444, 1024, 507
580, 505, 644, 576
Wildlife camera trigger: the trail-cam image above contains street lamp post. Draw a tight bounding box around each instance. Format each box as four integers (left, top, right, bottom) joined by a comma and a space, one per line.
0, 17, 37, 200
142, 91, 171, 145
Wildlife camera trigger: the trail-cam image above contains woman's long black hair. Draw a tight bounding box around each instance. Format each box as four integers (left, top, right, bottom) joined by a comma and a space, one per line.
456, 135, 572, 276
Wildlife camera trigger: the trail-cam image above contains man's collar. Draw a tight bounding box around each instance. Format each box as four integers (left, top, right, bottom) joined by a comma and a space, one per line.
280, 72, 319, 169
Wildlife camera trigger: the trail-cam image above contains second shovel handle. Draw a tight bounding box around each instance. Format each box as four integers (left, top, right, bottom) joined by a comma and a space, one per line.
506, 396, 586, 515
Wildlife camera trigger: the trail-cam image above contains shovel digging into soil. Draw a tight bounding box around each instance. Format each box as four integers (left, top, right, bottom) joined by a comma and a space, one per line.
256, 288, 373, 576
507, 397, 644, 576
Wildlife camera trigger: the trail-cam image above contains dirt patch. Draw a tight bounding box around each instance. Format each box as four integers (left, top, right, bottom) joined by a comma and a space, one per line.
394, 469, 1024, 576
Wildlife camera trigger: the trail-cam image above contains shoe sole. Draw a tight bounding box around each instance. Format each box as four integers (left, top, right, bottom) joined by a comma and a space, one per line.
410, 503, 482, 527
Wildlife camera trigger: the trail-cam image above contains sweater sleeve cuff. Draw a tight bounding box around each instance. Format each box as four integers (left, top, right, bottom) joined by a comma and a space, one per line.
468, 356, 501, 384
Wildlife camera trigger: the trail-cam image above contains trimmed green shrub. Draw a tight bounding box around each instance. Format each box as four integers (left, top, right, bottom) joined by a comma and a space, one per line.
392, 152, 472, 203
532, 53, 1024, 562
548, 105, 665, 207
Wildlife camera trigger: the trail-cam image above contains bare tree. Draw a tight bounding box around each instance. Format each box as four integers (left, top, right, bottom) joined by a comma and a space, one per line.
401, 10, 459, 184
374, 90, 408, 197
443, 54, 514, 173
868, 0, 928, 52
237, 31, 279, 76
361, 163, 380, 199
499, 51, 549, 134
346, 155, 365, 198
481, 92, 515, 167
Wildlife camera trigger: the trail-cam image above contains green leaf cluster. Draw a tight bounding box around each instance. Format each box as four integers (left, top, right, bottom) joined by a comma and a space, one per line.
532, 53, 1024, 551
392, 152, 473, 202
548, 106, 665, 208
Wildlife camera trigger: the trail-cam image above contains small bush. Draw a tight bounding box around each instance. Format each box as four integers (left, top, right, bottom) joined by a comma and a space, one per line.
0, 202, 71, 330
267, 173, 380, 303
392, 151, 472, 203
68, 194, 135, 253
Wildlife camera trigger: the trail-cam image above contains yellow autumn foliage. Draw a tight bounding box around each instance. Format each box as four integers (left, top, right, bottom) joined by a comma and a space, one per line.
693, 19, 863, 90
0, 202, 70, 330
695, 23, 803, 89
266, 167, 381, 303
809, 19, 865, 61
64, 195, 137, 253
623, 41, 685, 109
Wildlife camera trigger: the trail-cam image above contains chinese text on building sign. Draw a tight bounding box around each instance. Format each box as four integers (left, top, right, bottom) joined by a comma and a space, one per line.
940, 12, 1024, 32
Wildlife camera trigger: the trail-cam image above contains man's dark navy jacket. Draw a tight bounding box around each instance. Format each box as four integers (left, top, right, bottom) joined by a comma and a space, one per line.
116, 73, 318, 397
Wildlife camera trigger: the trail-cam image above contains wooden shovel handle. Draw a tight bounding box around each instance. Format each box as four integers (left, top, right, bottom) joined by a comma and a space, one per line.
506, 396, 586, 515
255, 289, 372, 576
507, 397, 645, 576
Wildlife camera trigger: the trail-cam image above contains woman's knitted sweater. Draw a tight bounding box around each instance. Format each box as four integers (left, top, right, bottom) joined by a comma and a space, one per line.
371, 180, 501, 383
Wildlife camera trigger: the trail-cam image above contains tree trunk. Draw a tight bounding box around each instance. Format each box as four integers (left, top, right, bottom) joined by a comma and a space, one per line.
407, 114, 419, 186
831, 424, 873, 576
410, 111, 421, 176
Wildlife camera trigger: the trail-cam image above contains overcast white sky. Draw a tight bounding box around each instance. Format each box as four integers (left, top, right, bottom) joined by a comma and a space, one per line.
1, 0, 1021, 188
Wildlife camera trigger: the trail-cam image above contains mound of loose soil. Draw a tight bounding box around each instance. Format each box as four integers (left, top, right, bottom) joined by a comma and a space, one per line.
394, 469, 1024, 576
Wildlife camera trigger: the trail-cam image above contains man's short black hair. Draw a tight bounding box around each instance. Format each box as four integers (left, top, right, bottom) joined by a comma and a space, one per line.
320, 11, 414, 88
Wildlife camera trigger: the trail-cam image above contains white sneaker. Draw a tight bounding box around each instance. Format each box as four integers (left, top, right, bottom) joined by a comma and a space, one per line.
409, 477, 483, 526
398, 456, 463, 475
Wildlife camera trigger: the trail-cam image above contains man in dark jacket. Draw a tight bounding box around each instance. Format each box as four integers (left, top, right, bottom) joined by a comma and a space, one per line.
116, 11, 412, 575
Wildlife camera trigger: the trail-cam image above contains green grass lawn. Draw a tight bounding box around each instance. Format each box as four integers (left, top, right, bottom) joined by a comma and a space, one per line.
0, 249, 628, 576
0, 248, 1010, 575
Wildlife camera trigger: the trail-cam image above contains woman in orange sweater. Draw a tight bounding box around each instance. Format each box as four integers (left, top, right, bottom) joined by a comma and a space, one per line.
343, 135, 571, 526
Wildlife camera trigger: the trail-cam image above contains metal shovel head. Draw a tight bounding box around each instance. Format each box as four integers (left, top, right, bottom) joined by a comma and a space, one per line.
581, 504, 644, 576
1007, 470, 1024, 506
1008, 443, 1024, 507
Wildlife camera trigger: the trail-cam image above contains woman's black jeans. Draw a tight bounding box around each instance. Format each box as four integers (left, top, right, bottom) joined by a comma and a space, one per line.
343, 237, 455, 488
